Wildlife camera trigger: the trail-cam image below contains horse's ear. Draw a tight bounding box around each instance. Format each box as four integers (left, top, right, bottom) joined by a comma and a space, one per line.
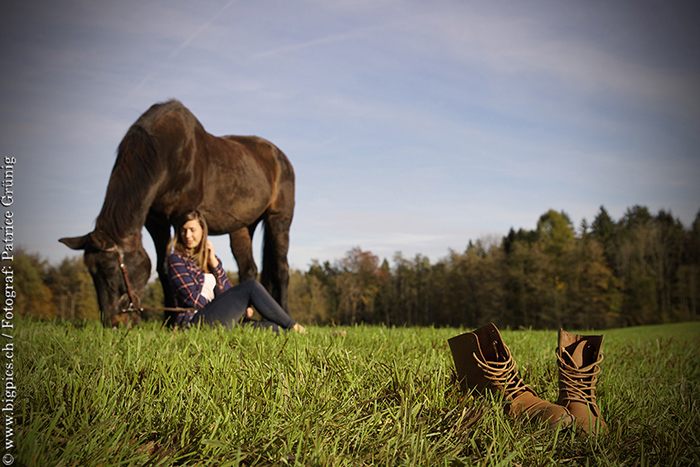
59, 231, 116, 252
59, 235, 90, 251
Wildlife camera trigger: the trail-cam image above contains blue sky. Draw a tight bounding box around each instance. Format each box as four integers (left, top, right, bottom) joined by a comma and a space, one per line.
2, 0, 699, 272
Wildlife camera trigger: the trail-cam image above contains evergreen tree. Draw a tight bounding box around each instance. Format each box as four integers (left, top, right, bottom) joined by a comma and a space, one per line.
591, 205, 616, 266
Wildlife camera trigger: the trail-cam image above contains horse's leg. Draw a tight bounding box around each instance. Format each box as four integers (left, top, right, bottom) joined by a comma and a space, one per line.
145, 213, 175, 324
229, 224, 259, 284
261, 210, 292, 311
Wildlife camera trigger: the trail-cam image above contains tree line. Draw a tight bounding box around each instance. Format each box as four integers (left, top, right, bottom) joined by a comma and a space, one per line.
286, 205, 699, 329
12, 205, 700, 329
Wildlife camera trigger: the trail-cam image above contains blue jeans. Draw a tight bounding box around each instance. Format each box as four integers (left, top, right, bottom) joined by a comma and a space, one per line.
191, 280, 296, 332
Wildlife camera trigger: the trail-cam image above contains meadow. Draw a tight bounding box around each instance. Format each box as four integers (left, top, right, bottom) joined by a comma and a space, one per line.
14, 319, 700, 466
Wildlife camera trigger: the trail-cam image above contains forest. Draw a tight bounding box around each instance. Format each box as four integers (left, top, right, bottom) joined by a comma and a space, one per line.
12, 204, 700, 330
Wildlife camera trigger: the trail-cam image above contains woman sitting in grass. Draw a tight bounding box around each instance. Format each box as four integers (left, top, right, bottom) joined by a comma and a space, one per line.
167, 209, 306, 333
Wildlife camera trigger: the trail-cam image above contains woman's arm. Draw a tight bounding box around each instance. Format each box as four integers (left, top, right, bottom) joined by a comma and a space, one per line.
167, 253, 209, 309
206, 240, 233, 293
211, 258, 233, 293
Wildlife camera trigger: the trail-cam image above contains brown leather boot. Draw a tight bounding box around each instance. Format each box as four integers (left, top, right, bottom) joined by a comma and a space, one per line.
449, 323, 574, 430
556, 328, 607, 435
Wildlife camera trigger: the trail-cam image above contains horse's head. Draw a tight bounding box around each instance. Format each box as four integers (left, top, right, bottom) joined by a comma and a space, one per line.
59, 230, 151, 327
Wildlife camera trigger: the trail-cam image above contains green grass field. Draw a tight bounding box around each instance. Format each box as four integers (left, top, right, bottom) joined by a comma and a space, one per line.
13, 319, 700, 466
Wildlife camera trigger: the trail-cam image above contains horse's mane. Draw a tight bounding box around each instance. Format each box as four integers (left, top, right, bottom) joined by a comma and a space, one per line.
95, 100, 187, 243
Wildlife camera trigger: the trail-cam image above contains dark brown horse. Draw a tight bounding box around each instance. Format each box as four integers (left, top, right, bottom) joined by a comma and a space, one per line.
59, 100, 295, 327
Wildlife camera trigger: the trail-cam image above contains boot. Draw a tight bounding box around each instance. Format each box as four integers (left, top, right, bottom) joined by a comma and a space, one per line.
556, 328, 607, 435
448, 323, 574, 430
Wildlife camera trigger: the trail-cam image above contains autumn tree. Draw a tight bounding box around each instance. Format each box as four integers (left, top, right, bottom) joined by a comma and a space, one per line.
45, 256, 99, 321
335, 247, 381, 324
677, 210, 700, 319
564, 235, 621, 329
287, 268, 332, 324
13, 249, 56, 319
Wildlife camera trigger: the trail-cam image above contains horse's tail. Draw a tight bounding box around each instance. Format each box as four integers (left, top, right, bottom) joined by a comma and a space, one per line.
260, 220, 282, 300
96, 125, 160, 241
259, 211, 293, 311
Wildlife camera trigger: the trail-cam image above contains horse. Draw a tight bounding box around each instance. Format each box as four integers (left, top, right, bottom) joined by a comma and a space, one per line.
59, 99, 295, 327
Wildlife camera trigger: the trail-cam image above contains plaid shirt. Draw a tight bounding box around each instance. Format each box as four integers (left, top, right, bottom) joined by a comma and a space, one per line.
167, 251, 233, 326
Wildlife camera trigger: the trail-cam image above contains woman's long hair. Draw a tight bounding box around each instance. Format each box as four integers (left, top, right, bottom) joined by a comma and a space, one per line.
171, 210, 211, 273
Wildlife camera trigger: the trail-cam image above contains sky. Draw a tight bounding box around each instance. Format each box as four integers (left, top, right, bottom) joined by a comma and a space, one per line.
1, 0, 699, 274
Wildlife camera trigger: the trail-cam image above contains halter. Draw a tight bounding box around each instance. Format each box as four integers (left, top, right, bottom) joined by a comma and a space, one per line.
109, 246, 194, 315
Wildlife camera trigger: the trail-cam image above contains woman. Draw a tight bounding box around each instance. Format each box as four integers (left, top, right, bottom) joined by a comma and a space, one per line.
167, 210, 306, 333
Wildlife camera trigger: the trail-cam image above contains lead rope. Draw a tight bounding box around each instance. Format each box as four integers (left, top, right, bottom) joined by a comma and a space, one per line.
114, 248, 195, 315
116, 249, 140, 312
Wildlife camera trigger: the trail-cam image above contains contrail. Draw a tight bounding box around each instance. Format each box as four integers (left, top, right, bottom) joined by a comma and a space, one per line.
169, 0, 237, 59
252, 20, 404, 60
128, 0, 237, 98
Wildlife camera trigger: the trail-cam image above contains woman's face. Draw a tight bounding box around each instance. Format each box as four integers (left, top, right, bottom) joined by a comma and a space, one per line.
181, 219, 204, 250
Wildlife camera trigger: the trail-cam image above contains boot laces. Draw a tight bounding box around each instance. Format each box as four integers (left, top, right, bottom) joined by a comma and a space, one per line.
557, 349, 603, 405
472, 343, 531, 400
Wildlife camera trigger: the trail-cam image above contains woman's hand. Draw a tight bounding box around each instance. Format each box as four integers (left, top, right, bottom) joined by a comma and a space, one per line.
206, 240, 219, 269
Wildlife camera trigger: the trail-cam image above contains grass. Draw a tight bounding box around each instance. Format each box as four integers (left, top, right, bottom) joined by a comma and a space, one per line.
13, 319, 700, 466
